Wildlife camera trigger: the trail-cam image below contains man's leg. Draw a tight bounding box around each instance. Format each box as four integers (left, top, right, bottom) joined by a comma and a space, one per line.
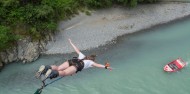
45, 66, 77, 79
35, 65, 51, 79
57, 61, 70, 71
51, 61, 70, 71
58, 66, 77, 76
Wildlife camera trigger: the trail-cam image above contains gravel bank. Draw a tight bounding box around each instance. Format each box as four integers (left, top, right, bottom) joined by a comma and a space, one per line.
45, 2, 190, 54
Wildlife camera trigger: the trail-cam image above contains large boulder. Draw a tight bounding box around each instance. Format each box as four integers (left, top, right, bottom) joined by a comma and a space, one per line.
17, 37, 40, 63
0, 47, 17, 64
0, 33, 52, 70
0, 37, 42, 64
0, 51, 8, 63
6, 47, 18, 63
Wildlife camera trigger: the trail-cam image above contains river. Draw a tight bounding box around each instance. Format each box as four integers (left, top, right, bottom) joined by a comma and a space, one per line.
0, 17, 190, 94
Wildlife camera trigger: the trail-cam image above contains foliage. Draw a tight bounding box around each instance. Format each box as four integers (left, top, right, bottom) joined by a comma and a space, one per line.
138, 0, 158, 3
0, 25, 19, 51
111, 0, 136, 7
78, 0, 113, 9
78, 0, 158, 8
0, 0, 158, 51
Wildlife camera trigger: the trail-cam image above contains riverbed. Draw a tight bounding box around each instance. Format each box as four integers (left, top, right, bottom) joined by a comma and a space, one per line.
45, 2, 190, 54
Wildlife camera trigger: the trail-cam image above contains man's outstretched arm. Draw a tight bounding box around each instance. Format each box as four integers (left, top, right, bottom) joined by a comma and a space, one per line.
92, 62, 112, 71
68, 39, 81, 55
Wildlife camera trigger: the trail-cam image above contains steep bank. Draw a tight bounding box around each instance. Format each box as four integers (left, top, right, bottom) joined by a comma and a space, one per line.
45, 2, 190, 54
0, 33, 54, 69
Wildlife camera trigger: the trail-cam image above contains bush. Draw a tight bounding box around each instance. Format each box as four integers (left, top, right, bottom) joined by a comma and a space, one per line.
0, 25, 19, 51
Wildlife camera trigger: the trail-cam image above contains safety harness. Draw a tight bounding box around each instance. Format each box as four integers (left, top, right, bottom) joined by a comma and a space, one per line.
69, 57, 85, 73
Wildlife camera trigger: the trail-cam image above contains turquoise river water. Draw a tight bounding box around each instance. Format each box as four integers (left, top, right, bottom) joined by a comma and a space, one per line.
1, 17, 190, 94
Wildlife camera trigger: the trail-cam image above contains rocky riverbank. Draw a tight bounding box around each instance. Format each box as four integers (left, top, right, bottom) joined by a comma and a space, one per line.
0, 33, 54, 70
45, 2, 190, 54
1, 2, 190, 70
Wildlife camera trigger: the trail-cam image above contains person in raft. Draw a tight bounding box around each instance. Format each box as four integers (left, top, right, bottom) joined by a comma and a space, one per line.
35, 39, 112, 80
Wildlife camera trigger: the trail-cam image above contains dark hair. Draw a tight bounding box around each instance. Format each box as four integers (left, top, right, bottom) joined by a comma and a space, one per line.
85, 54, 96, 61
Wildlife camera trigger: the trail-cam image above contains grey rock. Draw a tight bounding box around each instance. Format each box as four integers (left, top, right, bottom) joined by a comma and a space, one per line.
6, 47, 18, 62
0, 61, 3, 70
0, 51, 8, 63
22, 42, 40, 63
17, 37, 40, 63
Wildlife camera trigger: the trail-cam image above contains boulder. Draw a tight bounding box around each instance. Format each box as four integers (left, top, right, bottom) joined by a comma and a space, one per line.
0, 47, 17, 66
6, 47, 18, 63
0, 51, 8, 63
0, 59, 3, 70
17, 37, 40, 63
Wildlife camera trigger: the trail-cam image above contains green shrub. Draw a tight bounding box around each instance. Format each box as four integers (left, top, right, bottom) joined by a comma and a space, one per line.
0, 25, 20, 51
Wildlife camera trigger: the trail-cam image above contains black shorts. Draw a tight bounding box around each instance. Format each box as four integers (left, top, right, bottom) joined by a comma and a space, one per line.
68, 59, 84, 73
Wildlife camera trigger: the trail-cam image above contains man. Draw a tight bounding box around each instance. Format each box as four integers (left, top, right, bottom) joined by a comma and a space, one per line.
36, 39, 112, 80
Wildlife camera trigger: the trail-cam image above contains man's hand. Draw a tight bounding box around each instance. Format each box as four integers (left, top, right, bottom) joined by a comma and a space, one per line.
68, 38, 72, 43
105, 62, 112, 71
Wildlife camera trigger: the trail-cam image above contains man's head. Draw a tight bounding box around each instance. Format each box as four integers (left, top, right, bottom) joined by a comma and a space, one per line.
86, 54, 96, 61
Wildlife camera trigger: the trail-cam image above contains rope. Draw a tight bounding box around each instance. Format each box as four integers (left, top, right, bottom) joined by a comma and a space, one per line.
34, 76, 64, 94
44, 76, 64, 87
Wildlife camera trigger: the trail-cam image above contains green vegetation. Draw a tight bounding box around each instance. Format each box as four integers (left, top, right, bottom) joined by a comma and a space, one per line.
0, 0, 157, 51
0, 25, 19, 50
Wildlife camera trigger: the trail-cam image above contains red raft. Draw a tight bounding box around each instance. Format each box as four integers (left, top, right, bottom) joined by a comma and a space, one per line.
164, 58, 187, 72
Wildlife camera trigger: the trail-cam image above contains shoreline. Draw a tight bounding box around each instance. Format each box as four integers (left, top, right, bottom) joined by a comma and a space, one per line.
45, 2, 190, 54
42, 14, 190, 57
